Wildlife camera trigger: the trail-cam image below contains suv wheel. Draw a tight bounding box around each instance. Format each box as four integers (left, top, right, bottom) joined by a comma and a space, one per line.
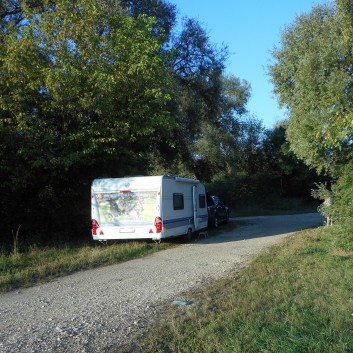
213, 216, 219, 228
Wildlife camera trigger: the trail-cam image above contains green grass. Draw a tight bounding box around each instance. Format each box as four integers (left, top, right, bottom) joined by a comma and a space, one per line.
123, 226, 353, 353
0, 240, 173, 292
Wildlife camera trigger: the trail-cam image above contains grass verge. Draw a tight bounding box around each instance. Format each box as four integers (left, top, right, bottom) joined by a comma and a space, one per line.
123, 226, 353, 353
0, 240, 174, 293
0, 225, 226, 293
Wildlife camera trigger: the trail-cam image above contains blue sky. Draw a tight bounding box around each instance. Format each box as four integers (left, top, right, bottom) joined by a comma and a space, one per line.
173, 0, 329, 128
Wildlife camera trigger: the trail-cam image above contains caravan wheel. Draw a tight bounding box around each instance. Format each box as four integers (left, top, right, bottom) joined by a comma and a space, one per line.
185, 228, 193, 241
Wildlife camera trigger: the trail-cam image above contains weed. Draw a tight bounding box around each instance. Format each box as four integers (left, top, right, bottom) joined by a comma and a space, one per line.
12, 225, 21, 256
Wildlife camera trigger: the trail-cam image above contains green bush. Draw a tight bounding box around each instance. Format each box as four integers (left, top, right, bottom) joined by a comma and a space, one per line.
331, 158, 353, 250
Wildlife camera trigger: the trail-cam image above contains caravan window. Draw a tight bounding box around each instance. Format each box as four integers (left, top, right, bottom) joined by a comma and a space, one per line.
173, 193, 184, 210
199, 194, 206, 208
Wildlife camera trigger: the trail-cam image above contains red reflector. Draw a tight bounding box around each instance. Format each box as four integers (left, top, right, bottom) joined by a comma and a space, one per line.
92, 219, 99, 235
120, 190, 131, 193
149, 229, 153, 233
154, 217, 162, 233
99, 230, 104, 235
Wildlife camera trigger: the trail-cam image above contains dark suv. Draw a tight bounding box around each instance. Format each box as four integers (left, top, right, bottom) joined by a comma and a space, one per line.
206, 193, 230, 228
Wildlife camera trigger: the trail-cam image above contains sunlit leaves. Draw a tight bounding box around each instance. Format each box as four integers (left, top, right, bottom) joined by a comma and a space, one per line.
0, 0, 173, 182
269, 2, 353, 174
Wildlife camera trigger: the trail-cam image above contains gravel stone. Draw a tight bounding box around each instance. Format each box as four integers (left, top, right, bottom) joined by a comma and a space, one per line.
0, 213, 323, 353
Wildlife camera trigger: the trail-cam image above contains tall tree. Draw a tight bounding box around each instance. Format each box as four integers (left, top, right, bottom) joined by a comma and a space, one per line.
269, 0, 353, 233
269, 2, 353, 175
166, 18, 229, 175
193, 75, 253, 181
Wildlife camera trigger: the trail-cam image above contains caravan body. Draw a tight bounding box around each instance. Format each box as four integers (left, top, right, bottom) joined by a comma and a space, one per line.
91, 175, 208, 241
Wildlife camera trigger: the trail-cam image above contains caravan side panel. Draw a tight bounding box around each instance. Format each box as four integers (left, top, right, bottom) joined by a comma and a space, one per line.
160, 177, 208, 238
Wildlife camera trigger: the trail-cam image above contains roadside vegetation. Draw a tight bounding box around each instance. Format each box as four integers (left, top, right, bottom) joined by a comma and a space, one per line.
0, 240, 174, 293
0, 200, 313, 293
120, 225, 353, 353
0, 224, 232, 293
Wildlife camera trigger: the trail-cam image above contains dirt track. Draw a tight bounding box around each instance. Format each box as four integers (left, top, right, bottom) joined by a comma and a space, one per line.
0, 213, 324, 353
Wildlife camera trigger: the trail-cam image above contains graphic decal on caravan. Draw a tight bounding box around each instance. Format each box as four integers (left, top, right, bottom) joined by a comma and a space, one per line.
94, 191, 157, 226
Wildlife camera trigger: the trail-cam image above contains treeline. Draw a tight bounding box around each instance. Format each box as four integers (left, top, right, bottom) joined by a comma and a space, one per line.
0, 0, 318, 245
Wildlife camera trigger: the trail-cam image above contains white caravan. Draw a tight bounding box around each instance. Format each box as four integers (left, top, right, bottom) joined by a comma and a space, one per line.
91, 175, 208, 241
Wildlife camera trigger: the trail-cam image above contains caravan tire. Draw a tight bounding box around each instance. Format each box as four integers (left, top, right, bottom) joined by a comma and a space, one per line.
185, 228, 193, 242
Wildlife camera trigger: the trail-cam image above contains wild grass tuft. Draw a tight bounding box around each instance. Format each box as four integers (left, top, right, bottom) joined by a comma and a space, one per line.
11, 225, 21, 257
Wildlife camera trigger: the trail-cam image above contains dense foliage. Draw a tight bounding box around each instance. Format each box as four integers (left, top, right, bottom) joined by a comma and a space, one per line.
0, 0, 318, 244
269, 2, 353, 174
269, 0, 353, 234
206, 123, 320, 208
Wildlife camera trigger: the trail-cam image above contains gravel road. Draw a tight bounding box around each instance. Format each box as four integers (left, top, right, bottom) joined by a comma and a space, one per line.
0, 213, 324, 353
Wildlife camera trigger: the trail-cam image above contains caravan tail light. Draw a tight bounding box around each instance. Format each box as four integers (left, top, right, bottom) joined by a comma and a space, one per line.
92, 219, 99, 235
154, 217, 162, 233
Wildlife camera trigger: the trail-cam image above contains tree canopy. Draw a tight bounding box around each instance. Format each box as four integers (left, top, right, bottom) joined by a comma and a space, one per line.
269, 1, 353, 175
